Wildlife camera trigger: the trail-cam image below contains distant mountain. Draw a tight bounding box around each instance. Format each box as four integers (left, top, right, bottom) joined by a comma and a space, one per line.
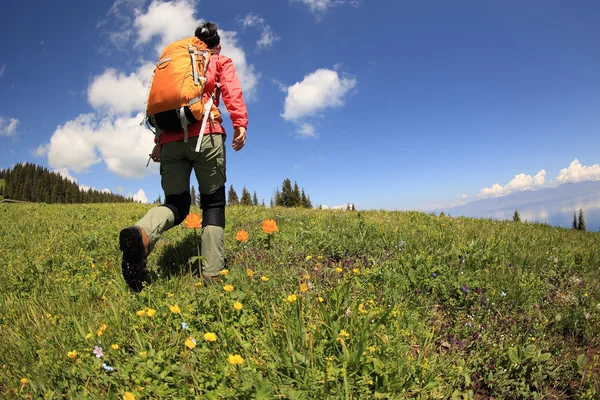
438, 181, 600, 231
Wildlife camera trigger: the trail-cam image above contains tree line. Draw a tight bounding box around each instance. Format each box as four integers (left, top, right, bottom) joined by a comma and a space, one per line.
0, 163, 133, 204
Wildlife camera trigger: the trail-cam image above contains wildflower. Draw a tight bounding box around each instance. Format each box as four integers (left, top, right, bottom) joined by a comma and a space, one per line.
262, 219, 278, 234
335, 267, 343, 273
181, 322, 189, 330
146, 308, 156, 317
338, 330, 350, 340
369, 346, 376, 353
111, 344, 119, 350
137, 310, 146, 317
184, 213, 202, 229
353, 268, 360, 274
20, 378, 29, 385
220, 269, 229, 276
501, 291, 507, 298
102, 363, 115, 372
303, 274, 311, 280
194, 282, 203, 287
317, 297, 324, 303
531, 337, 536, 341
185, 338, 197, 349
287, 294, 297, 303
93, 346, 104, 358
300, 283, 308, 293
203, 332, 217, 342
246, 268, 255, 278
261, 276, 269, 282
236, 230, 249, 242
67, 350, 78, 359
555, 314, 561, 322
123, 392, 136, 400
585, 312, 591, 320
167, 292, 174, 297
86, 333, 93, 339
461, 284, 469, 294
305, 255, 312, 261
139, 351, 147, 357
223, 284, 234, 292
359, 303, 367, 314
169, 304, 181, 314
585, 293, 589, 297
227, 354, 245, 365
233, 302, 243, 311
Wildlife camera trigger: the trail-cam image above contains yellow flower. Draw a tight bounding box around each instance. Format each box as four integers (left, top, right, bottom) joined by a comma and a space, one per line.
223, 284, 234, 292
305, 255, 313, 261
184, 338, 197, 349
261, 276, 269, 282
233, 302, 243, 311
236, 230, 249, 242
67, 350, 78, 359
20, 378, 29, 385
359, 303, 367, 314
194, 282, 203, 287
86, 333, 93, 339
203, 332, 217, 342
303, 274, 311, 280
220, 269, 229, 276
111, 344, 119, 350
337, 330, 350, 340
139, 351, 147, 357
300, 283, 308, 293
318, 297, 324, 303
287, 294, 297, 303
261, 219, 278, 234
102, 295, 107, 301
246, 268, 254, 278
169, 304, 181, 314
167, 292, 174, 297
123, 392, 136, 400
227, 354, 245, 365
335, 267, 343, 273
352, 268, 360, 274
369, 346, 376, 353
146, 308, 156, 317
97, 329, 103, 337
136, 310, 146, 317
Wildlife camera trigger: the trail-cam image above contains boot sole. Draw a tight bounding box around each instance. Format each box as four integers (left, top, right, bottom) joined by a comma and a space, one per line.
119, 227, 149, 292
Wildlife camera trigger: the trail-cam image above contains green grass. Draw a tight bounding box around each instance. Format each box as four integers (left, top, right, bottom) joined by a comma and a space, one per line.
1, 203, 599, 399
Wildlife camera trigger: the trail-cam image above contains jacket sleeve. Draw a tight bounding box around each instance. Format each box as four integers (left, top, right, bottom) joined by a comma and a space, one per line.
219, 56, 248, 129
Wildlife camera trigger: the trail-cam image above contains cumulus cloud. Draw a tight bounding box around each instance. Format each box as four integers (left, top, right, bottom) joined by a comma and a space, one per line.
282, 68, 356, 121
131, 188, 148, 203
556, 159, 600, 184
44, 113, 158, 178
296, 123, 317, 138
479, 170, 546, 198
88, 62, 154, 115
32, 144, 49, 157
0, 116, 19, 137
240, 13, 280, 50
53, 167, 77, 183
293, 0, 361, 13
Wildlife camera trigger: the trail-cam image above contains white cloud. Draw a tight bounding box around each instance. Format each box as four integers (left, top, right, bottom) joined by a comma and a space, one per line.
88, 62, 154, 115
32, 144, 49, 157
45, 113, 158, 178
102, 188, 112, 194
272, 79, 288, 92
0, 116, 19, 137
556, 159, 600, 184
0, 63, 5, 77
53, 167, 77, 183
479, 170, 546, 198
240, 13, 280, 50
282, 69, 356, 121
296, 123, 317, 138
293, 0, 361, 13
219, 31, 259, 99
79, 184, 92, 192
461, 194, 467, 199
132, 188, 148, 203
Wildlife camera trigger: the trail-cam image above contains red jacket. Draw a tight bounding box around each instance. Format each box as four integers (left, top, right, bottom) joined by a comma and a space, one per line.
158, 52, 248, 145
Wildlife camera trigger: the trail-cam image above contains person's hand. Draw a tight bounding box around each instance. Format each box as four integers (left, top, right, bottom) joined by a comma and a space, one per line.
150, 144, 161, 162
232, 127, 246, 151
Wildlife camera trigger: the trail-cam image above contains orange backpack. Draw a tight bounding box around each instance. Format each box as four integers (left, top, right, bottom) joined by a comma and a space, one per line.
145, 36, 213, 145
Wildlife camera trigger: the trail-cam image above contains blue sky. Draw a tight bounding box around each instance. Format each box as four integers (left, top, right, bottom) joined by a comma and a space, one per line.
1, 0, 599, 210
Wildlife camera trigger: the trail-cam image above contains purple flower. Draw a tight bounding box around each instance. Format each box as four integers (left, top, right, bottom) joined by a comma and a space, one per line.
461, 284, 469, 294
93, 346, 104, 358
102, 363, 114, 372
431, 273, 437, 278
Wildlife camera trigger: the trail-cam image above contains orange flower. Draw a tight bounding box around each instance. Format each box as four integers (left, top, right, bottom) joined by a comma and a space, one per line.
236, 230, 249, 242
262, 219, 278, 234
185, 213, 202, 229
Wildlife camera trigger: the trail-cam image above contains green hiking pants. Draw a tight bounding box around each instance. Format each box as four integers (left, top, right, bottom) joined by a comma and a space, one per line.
136, 134, 226, 277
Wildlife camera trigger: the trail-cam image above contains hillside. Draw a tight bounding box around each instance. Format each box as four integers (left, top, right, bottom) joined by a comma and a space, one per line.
1, 203, 598, 398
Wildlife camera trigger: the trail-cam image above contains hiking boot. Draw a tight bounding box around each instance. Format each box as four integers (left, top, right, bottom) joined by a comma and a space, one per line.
119, 226, 150, 292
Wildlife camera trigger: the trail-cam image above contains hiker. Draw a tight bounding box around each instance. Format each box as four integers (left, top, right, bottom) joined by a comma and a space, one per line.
119, 22, 248, 291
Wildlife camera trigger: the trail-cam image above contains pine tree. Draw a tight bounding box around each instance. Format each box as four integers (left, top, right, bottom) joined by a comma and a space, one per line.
301, 189, 308, 208
252, 191, 258, 206
228, 185, 239, 206
281, 179, 293, 207
306, 195, 313, 209
572, 212, 578, 230
513, 210, 521, 223
351, 203, 355, 211
292, 181, 301, 207
240, 186, 253, 206
190, 185, 197, 206
578, 208, 586, 231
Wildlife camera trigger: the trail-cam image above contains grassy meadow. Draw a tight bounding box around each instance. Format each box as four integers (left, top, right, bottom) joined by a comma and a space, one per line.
1, 203, 599, 399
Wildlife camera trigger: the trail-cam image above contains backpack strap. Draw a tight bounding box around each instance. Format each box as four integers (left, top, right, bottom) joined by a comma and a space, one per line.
194, 96, 214, 152
178, 107, 189, 142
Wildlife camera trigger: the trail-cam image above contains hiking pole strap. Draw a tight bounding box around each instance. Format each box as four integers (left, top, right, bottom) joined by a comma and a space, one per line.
194, 97, 214, 152
178, 107, 189, 142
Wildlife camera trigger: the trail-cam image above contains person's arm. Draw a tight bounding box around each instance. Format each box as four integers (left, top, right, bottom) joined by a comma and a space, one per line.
219, 57, 248, 151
